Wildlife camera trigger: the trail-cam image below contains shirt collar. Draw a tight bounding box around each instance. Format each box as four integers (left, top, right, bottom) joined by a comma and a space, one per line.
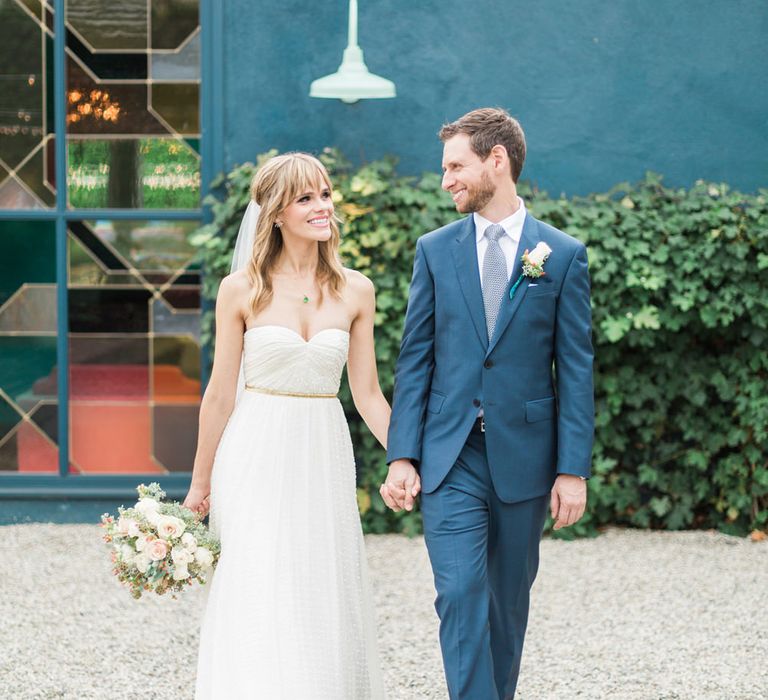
474, 197, 526, 243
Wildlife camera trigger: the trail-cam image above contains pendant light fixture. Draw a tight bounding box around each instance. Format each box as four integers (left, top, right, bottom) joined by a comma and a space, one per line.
309, 0, 396, 104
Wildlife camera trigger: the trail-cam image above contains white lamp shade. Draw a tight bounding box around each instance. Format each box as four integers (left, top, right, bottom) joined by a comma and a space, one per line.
310, 46, 396, 103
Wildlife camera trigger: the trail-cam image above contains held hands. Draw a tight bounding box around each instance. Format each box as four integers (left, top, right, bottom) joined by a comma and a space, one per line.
550, 474, 587, 530
183, 483, 211, 518
380, 459, 421, 512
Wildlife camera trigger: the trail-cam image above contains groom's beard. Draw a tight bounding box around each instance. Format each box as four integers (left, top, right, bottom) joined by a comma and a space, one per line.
458, 171, 496, 214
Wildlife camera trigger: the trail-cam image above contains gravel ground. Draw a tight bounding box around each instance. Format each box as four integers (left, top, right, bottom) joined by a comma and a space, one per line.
0, 525, 766, 699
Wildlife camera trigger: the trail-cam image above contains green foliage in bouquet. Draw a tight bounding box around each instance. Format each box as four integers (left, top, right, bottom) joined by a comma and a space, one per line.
193, 152, 768, 538
100, 483, 221, 599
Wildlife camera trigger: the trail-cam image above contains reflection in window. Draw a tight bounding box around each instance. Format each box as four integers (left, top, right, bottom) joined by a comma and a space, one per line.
67, 219, 201, 473
65, 0, 201, 209
0, 1, 55, 209
68, 139, 200, 209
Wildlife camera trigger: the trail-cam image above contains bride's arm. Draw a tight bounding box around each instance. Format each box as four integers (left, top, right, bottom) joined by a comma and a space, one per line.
346, 271, 391, 450
183, 274, 245, 514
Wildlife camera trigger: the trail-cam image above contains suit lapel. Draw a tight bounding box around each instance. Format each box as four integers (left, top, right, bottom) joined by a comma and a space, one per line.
486, 213, 540, 357
451, 216, 487, 349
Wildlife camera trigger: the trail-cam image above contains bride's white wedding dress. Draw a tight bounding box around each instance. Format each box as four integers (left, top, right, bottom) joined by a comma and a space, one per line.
195, 325, 385, 699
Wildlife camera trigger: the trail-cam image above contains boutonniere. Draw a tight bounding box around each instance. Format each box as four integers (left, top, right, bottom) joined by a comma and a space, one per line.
509, 242, 553, 299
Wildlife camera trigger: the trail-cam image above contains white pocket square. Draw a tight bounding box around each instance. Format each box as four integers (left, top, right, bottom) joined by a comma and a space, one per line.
529, 283, 539, 287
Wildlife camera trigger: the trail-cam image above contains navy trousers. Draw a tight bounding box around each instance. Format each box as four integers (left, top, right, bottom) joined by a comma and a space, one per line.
421, 429, 550, 700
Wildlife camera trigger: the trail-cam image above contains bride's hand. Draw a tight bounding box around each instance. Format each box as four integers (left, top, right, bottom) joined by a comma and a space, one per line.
380, 459, 421, 512
183, 485, 211, 517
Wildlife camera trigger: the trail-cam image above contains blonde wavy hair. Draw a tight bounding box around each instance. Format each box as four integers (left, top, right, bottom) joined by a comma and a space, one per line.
245, 152, 345, 315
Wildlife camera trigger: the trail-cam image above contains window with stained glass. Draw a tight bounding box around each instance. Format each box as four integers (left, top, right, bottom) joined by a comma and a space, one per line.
0, 0, 204, 479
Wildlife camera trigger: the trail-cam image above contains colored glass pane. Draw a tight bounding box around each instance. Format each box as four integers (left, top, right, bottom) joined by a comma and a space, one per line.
66, 217, 201, 473
66, 0, 147, 51
150, 83, 200, 135
151, 32, 200, 80
0, 221, 59, 472
151, 0, 198, 50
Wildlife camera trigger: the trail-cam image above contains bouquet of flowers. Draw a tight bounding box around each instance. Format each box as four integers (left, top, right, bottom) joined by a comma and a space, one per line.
100, 482, 220, 599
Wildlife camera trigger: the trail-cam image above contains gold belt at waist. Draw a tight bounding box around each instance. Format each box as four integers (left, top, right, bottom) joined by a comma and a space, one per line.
244, 385, 337, 399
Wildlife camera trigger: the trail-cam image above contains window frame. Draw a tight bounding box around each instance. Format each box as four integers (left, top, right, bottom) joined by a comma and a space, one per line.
0, 0, 223, 500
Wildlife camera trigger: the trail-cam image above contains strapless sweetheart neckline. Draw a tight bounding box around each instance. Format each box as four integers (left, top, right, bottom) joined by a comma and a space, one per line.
244, 324, 350, 344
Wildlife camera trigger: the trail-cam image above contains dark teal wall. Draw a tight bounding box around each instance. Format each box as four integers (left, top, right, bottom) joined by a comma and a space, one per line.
222, 0, 767, 195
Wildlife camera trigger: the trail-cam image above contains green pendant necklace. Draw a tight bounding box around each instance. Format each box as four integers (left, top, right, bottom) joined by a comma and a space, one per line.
302, 295, 309, 304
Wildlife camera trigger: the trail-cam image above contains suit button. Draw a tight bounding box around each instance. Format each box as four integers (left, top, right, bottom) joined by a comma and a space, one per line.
472, 398, 481, 407
484, 360, 493, 369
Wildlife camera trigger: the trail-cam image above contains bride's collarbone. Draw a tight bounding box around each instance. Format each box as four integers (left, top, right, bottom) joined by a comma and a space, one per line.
242, 283, 355, 339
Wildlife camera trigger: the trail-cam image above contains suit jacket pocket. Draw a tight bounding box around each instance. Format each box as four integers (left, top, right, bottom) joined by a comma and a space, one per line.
526, 285, 556, 298
525, 396, 556, 422
427, 390, 446, 414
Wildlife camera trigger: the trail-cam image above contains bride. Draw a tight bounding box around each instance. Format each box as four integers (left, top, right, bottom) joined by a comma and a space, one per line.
183, 152, 409, 698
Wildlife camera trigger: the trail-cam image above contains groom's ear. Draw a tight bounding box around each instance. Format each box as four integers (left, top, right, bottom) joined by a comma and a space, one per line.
489, 144, 511, 175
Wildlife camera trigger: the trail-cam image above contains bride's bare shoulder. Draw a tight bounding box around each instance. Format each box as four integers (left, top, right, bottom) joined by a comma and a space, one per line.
342, 268, 375, 320
342, 267, 374, 295
219, 269, 251, 294
216, 271, 252, 318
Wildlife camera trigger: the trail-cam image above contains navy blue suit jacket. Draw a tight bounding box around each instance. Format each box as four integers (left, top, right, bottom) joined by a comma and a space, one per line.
386, 212, 595, 503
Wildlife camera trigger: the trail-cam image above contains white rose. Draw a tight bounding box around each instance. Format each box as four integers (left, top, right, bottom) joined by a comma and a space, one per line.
194, 547, 214, 569
527, 242, 552, 267
135, 497, 161, 518
135, 533, 153, 552
120, 544, 136, 564
116, 516, 132, 536
148, 511, 164, 528
156, 515, 186, 540
127, 520, 141, 537
171, 546, 193, 566
134, 552, 151, 573
181, 532, 197, 552
172, 565, 191, 581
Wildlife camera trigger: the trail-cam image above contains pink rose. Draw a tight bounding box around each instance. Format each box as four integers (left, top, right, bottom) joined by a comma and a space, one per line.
156, 515, 185, 540
147, 539, 169, 561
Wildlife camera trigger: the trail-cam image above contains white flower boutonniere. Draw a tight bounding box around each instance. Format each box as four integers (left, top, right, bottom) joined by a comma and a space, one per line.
509, 242, 553, 299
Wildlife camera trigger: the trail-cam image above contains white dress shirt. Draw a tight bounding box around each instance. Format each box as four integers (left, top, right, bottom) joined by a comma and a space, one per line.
474, 198, 526, 418
474, 197, 527, 289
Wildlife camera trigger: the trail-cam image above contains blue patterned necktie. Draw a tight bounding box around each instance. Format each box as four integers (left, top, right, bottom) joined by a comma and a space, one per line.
482, 224, 508, 340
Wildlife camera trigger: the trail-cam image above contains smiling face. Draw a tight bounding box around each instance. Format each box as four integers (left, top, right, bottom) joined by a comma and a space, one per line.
277, 181, 334, 243
441, 133, 497, 214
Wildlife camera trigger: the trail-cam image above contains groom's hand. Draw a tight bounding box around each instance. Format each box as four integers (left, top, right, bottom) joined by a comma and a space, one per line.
380, 459, 421, 512
550, 474, 587, 530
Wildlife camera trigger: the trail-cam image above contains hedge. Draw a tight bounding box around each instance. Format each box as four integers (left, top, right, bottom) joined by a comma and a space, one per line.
192, 149, 768, 538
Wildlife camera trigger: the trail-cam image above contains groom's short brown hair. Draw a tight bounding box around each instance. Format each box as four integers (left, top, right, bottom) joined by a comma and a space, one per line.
439, 108, 526, 183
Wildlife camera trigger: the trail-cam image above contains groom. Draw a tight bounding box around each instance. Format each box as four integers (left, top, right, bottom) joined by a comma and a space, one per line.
382, 107, 594, 699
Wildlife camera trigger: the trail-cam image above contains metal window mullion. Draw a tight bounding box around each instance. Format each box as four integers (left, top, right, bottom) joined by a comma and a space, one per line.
53, 0, 69, 478
198, 0, 224, 390
0, 209, 202, 221
0, 210, 57, 221
62, 209, 202, 220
